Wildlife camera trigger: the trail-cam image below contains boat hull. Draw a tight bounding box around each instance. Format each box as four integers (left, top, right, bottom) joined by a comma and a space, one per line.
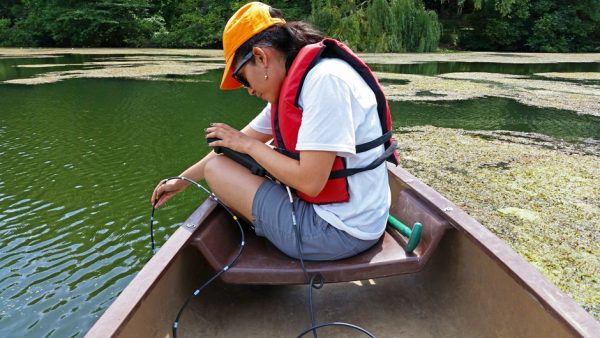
86, 165, 599, 337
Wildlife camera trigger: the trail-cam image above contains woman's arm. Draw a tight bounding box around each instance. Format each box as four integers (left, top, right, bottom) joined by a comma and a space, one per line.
180, 124, 271, 181
206, 123, 335, 197
151, 124, 271, 207
250, 145, 336, 197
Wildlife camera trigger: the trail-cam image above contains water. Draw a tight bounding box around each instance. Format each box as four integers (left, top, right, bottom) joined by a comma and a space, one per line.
391, 99, 600, 141
0, 72, 262, 337
0, 54, 599, 337
369, 61, 600, 76
0, 55, 95, 82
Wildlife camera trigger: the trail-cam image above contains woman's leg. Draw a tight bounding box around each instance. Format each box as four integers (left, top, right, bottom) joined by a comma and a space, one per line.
203, 154, 265, 221
204, 154, 378, 260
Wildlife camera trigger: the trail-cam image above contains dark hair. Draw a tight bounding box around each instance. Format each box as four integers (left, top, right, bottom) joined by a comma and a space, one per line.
233, 7, 323, 71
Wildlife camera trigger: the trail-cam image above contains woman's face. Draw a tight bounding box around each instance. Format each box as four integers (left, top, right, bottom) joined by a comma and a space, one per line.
233, 47, 285, 104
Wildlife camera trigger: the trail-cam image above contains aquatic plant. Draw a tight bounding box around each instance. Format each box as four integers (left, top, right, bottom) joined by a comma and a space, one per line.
396, 126, 599, 319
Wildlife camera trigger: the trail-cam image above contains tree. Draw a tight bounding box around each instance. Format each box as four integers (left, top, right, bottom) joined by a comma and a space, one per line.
431, 0, 600, 52
310, 0, 441, 52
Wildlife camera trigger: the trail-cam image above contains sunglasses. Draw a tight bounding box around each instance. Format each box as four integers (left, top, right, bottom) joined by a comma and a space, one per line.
232, 51, 253, 88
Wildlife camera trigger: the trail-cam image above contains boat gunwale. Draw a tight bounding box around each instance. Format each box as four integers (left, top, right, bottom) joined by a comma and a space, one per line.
85, 200, 218, 338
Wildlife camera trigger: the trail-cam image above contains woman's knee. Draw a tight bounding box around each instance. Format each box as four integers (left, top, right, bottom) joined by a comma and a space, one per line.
202, 154, 264, 220
203, 155, 263, 191
204, 155, 247, 186
203, 155, 228, 184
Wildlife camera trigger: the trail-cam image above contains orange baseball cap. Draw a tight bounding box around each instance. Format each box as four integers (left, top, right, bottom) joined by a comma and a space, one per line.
220, 2, 285, 90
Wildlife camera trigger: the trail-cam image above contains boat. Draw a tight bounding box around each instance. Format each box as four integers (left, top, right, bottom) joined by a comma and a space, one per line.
86, 164, 599, 337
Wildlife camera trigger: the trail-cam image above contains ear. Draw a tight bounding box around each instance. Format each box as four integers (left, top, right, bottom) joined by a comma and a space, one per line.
252, 46, 269, 68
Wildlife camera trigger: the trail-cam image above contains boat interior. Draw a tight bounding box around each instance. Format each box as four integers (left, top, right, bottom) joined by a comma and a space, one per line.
86, 165, 599, 337
192, 187, 450, 285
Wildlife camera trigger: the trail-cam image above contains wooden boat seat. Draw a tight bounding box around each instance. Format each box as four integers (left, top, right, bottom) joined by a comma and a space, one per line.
191, 189, 451, 285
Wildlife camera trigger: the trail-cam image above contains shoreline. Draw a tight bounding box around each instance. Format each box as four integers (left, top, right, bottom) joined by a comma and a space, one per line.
2, 48, 600, 63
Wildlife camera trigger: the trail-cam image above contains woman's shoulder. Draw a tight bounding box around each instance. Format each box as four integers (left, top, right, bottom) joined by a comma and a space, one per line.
306, 58, 362, 86
312, 58, 354, 75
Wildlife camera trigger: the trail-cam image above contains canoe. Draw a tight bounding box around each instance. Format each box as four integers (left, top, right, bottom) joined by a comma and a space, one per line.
86, 164, 599, 337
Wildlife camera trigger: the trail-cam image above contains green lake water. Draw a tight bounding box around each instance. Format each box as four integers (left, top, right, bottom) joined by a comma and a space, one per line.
0, 54, 599, 337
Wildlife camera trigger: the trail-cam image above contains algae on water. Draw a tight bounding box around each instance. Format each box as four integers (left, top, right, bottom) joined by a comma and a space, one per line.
395, 126, 600, 319
376, 71, 600, 116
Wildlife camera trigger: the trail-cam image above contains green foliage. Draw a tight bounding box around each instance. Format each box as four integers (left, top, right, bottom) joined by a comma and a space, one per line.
527, 1, 599, 52
0, 0, 311, 48
310, 0, 441, 52
435, 0, 600, 52
1, 0, 158, 47
148, 1, 311, 48
0, 18, 10, 45
0, 0, 598, 51
150, 0, 230, 48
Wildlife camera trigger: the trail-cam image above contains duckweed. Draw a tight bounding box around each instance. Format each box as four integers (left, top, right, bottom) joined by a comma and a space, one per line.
396, 126, 599, 319
535, 72, 600, 81
4, 61, 223, 85
377, 72, 600, 116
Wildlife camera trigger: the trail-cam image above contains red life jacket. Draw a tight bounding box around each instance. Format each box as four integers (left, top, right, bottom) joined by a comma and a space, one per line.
270, 39, 399, 204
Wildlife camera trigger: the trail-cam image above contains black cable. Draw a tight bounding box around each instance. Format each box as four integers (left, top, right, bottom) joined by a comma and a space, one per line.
150, 177, 373, 337
149, 176, 245, 338
149, 207, 156, 254
285, 187, 376, 338
296, 322, 377, 338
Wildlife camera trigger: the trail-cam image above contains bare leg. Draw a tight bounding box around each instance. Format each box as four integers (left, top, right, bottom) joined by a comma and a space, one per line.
203, 155, 266, 221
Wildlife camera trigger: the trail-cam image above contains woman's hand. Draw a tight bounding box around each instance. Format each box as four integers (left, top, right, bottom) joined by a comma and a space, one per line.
205, 123, 260, 154
151, 179, 189, 208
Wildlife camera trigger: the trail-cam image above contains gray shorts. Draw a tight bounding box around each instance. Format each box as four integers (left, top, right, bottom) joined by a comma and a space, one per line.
251, 180, 379, 261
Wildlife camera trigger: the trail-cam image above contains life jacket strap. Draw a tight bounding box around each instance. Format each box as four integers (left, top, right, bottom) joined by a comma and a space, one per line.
276, 130, 392, 159
356, 131, 392, 153
275, 135, 396, 179
328, 141, 398, 179
275, 147, 300, 160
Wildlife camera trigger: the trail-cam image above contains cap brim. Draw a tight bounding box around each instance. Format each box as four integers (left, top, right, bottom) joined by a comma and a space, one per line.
220, 54, 243, 90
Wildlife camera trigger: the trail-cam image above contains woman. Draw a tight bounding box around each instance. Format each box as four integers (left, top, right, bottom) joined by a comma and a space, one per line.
152, 2, 398, 261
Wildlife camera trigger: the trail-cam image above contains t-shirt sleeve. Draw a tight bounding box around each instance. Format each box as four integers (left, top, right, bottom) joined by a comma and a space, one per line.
296, 69, 356, 157
249, 103, 272, 135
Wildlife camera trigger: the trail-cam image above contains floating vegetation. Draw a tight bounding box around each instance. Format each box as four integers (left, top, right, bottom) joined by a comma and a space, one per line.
3, 49, 599, 117
0, 48, 222, 58
14, 63, 74, 68
0, 48, 225, 84
396, 126, 600, 319
377, 72, 600, 117
360, 52, 600, 65
535, 72, 600, 81
3, 60, 223, 85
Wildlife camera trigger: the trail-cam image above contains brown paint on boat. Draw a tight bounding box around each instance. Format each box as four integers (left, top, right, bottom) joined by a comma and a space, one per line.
86, 164, 599, 337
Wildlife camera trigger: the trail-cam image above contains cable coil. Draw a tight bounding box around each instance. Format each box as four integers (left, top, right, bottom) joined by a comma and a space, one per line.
149, 176, 246, 338
149, 176, 375, 337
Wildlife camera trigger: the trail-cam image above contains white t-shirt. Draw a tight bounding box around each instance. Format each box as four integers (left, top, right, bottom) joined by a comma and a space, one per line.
249, 58, 390, 240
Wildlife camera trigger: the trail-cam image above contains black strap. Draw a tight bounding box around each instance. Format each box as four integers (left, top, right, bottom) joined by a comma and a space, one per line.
275, 147, 300, 160
356, 131, 392, 153
277, 138, 396, 180
329, 141, 397, 179
277, 130, 392, 159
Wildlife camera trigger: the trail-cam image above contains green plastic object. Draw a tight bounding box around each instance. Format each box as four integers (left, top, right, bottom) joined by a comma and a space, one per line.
387, 215, 422, 253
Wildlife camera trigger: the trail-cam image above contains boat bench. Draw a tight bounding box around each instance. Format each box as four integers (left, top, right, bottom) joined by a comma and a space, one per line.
191, 189, 450, 285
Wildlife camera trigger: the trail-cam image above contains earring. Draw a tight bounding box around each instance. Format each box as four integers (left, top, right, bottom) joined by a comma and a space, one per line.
264, 73, 268, 80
